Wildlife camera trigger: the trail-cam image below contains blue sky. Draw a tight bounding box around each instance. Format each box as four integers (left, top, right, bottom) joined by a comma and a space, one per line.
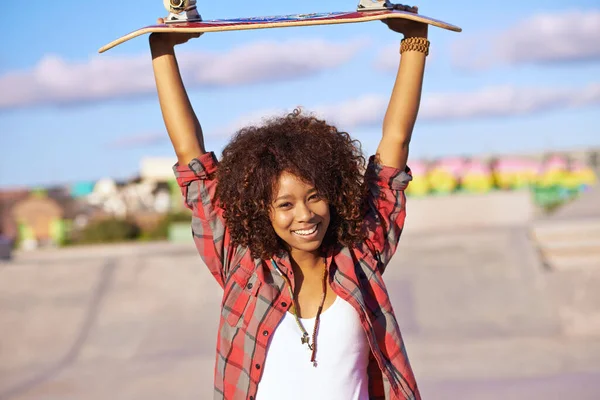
1, 0, 599, 188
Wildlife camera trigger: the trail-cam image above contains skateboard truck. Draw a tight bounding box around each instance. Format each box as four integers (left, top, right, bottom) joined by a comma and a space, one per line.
357, 0, 417, 12
357, 0, 393, 11
163, 0, 202, 23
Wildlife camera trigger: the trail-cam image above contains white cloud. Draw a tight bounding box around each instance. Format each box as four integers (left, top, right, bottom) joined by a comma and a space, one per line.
107, 133, 167, 149
0, 38, 365, 110
317, 95, 389, 127
209, 95, 388, 138
420, 84, 600, 120
211, 107, 285, 137
213, 83, 600, 135
373, 44, 402, 71
454, 10, 600, 69
187, 39, 365, 86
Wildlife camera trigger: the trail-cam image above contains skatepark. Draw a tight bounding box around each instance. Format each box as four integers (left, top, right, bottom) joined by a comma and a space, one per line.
2, 0, 599, 397
1, 187, 599, 400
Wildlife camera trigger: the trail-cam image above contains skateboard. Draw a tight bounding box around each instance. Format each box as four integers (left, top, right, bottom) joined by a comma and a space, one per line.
99, 0, 462, 53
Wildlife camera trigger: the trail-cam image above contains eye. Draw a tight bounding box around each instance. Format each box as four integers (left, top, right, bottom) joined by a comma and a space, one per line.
308, 193, 321, 201
277, 202, 293, 209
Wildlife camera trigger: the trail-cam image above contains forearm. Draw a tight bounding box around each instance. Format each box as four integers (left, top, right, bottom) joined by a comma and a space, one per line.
377, 31, 428, 170
383, 49, 426, 144
150, 36, 205, 165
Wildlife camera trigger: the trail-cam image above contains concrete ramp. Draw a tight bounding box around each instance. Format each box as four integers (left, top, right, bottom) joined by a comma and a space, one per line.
406, 191, 534, 233
2, 231, 600, 399
532, 186, 600, 271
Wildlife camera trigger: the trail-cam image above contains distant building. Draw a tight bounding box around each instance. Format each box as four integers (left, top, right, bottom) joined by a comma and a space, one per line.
12, 194, 65, 248
0, 189, 30, 240
139, 157, 178, 182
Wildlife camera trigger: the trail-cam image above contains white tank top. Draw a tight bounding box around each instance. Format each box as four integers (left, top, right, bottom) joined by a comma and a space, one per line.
255, 296, 370, 400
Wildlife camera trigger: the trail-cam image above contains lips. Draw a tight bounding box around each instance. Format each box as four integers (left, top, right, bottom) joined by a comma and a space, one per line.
292, 223, 319, 237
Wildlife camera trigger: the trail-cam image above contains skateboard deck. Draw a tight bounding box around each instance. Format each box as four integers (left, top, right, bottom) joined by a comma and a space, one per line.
99, 9, 461, 53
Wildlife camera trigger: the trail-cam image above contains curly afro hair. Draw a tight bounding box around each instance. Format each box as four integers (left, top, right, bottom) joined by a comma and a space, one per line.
216, 109, 367, 260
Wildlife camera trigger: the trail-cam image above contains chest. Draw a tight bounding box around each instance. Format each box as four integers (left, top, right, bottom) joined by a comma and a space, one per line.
221, 250, 387, 330
292, 270, 338, 319
255, 296, 370, 399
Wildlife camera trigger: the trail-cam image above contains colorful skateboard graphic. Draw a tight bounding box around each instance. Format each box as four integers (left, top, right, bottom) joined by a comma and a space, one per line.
99, 1, 462, 53
208, 12, 351, 24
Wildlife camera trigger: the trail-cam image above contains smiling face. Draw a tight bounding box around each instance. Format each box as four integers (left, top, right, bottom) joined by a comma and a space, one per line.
269, 171, 331, 257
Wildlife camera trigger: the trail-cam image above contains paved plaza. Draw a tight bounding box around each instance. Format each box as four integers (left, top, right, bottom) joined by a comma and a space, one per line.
1, 227, 600, 399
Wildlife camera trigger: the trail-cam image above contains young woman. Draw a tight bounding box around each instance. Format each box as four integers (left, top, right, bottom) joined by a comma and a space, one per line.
150, 8, 428, 400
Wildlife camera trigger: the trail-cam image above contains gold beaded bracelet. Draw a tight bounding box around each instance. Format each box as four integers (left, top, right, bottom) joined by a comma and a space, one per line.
400, 37, 430, 56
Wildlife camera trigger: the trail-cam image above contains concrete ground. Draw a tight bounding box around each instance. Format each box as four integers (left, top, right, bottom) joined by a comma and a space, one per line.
1, 227, 600, 399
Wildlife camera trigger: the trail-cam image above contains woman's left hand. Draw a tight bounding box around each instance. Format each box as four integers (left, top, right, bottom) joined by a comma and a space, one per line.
383, 5, 429, 38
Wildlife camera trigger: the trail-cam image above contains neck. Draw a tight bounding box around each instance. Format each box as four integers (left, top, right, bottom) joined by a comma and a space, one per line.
289, 249, 323, 273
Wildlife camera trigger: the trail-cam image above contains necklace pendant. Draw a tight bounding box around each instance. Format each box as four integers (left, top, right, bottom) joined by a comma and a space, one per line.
312, 361, 318, 368
301, 334, 310, 345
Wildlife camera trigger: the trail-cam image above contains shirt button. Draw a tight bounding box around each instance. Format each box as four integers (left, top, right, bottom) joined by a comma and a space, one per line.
255, 364, 261, 370
263, 330, 269, 336
247, 283, 253, 289
281, 302, 288, 308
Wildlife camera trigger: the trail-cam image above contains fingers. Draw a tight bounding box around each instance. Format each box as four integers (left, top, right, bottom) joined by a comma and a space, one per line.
180, 32, 202, 44
157, 18, 165, 24
183, 33, 202, 42
395, 4, 419, 14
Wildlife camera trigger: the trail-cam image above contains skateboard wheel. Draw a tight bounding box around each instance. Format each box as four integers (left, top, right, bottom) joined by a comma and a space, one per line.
163, 0, 187, 13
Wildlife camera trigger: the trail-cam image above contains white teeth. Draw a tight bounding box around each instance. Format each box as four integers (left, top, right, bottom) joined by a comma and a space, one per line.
293, 225, 318, 236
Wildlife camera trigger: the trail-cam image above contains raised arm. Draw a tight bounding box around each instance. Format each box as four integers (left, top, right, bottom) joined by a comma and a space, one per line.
376, 16, 429, 171
150, 28, 246, 287
150, 25, 205, 165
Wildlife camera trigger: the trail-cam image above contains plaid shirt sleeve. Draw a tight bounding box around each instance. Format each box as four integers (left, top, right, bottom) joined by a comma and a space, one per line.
173, 152, 244, 288
362, 156, 412, 274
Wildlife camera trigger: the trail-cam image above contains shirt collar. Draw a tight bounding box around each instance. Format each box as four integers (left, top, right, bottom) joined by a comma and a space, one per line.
271, 248, 336, 277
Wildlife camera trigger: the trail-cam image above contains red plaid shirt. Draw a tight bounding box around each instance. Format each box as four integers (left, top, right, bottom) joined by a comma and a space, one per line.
174, 151, 420, 400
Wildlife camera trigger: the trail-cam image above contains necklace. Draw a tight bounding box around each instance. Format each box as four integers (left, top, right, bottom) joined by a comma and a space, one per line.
273, 259, 328, 367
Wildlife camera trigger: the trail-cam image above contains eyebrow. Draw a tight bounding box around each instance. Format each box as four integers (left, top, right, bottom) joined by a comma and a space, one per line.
273, 189, 317, 203
274, 195, 292, 202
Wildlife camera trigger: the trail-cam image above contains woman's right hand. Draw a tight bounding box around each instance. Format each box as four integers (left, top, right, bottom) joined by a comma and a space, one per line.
149, 18, 203, 49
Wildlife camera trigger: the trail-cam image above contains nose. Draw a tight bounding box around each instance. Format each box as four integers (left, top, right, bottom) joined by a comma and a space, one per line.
295, 201, 314, 222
